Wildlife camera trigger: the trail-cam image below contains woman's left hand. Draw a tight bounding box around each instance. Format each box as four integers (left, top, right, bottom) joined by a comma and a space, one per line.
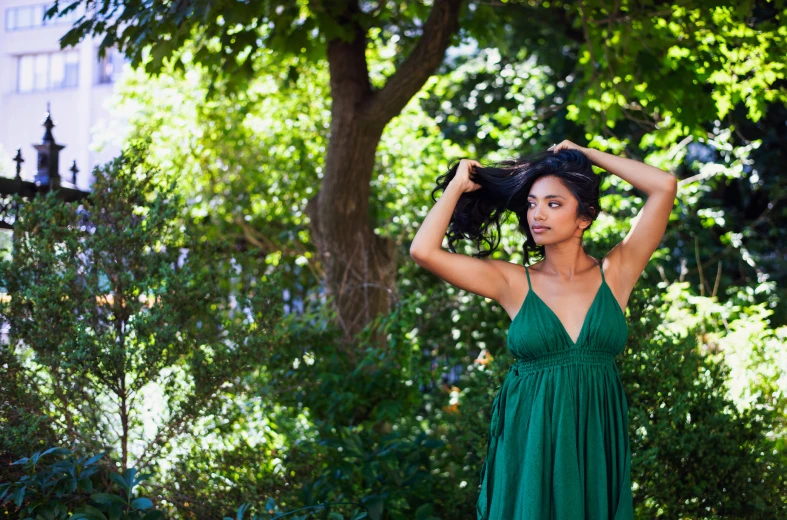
548, 140, 587, 153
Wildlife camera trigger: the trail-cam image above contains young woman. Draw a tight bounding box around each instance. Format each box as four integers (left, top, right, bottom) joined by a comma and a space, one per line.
409, 140, 677, 519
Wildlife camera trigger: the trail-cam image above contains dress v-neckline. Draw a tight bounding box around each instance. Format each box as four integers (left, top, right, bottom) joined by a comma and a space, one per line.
527, 282, 606, 346
515, 259, 606, 347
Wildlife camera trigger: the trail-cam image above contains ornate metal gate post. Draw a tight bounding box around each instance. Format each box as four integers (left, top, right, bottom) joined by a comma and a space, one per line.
0, 104, 90, 230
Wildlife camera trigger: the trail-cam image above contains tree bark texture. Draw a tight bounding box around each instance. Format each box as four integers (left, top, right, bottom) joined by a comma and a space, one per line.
306, 0, 462, 349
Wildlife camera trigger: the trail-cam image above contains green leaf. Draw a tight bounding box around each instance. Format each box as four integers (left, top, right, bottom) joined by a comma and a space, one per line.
71, 504, 109, 520
361, 496, 384, 520
414, 504, 433, 520
13, 485, 26, 508
108, 473, 130, 492
131, 497, 154, 510
90, 493, 126, 505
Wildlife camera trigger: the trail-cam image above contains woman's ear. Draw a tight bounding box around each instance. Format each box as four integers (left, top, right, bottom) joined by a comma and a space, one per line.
578, 214, 594, 231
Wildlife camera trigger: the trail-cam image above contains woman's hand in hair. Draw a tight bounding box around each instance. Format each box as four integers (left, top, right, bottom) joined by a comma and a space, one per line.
450, 159, 483, 193
548, 140, 587, 153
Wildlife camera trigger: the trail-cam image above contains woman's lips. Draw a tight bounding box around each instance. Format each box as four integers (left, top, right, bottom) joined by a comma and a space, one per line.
532, 226, 549, 234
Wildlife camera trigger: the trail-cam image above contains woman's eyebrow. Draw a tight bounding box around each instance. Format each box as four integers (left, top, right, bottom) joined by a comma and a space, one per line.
528, 194, 565, 199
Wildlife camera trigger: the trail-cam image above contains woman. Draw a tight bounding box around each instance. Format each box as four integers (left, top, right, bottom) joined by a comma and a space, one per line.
409, 140, 677, 519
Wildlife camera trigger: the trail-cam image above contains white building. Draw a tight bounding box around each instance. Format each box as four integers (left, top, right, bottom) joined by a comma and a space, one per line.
0, 0, 127, 190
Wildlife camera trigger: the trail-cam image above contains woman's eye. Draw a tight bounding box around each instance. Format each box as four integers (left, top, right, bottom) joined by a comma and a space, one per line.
528, 202, 560, 208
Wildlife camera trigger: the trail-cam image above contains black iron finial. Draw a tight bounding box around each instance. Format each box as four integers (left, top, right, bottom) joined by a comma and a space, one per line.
13, 148, 24, 180
42, 102, 55, 143
70, 160, 79, 184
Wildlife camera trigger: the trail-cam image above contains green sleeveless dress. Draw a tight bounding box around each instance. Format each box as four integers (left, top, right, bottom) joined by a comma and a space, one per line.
476, 259, 634, 519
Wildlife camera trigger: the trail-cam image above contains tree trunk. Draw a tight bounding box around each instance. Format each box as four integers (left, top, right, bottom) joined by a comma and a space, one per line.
306, 20, 394, 350
306, 0, 462, 353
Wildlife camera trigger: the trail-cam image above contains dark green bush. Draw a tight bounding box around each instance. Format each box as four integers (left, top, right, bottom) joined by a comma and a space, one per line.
0, 446, 162, 519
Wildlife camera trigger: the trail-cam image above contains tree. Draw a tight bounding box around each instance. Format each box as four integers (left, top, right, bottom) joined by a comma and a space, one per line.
46, 0, 787, 349
0, 142, 284, 476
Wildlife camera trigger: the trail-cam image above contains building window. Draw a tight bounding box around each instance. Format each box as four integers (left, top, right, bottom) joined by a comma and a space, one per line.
17, 51, 79, 93
5, 3, 80, 31
97, 48, 126, 84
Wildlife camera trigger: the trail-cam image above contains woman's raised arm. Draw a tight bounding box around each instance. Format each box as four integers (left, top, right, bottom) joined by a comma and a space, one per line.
410, 160, 512, 305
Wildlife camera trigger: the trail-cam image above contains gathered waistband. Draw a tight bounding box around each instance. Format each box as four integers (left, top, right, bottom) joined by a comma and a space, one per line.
508, 348, 618, 376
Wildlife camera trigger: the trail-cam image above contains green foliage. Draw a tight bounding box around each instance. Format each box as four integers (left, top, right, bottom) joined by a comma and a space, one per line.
105, 49, 329, 258
0, 446, 162, 519
45, 0, 474, 95
0, 316, 59, 472
301, 427, 444, 519
143, 290, 452, 518
0, 141, 285, 477
226, 500, 371, 520
621, 284, 787, 517
48, 0, 787, 142
216, 427, 445, 520
558, 0, 787, 141
227, 496, 440, 520
228, 428, 444, 520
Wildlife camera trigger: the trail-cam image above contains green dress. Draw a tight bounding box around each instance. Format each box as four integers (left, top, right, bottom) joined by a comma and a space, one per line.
476, 259, 634, 519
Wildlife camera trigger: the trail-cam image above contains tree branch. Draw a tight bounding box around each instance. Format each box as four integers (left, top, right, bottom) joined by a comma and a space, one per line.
362, 0, 463, 126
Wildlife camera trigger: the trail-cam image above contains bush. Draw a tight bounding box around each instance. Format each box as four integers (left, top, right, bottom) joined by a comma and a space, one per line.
0, 446, 162, 519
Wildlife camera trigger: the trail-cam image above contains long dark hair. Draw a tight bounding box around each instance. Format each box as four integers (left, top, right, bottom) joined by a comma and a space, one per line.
431, 149, 601, 265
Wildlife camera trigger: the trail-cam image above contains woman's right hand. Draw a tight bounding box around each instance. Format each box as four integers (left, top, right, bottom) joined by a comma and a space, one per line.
450, 159, 483, 193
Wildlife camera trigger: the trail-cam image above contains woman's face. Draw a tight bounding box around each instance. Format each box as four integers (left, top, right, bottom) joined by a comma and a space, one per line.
527, 175, 590, 244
